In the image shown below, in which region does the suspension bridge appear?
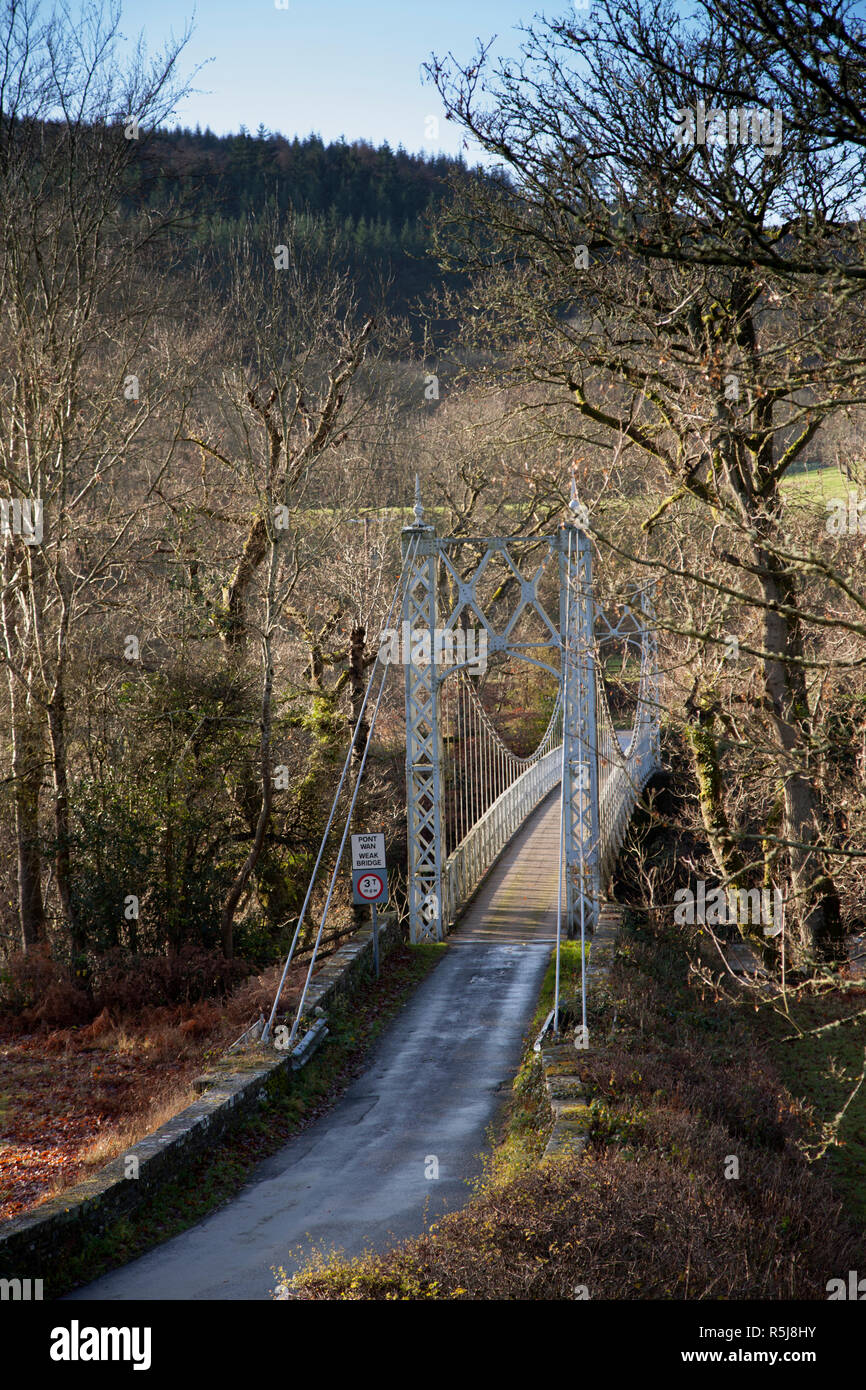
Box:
[70,490,662,1301]
[262,486,660,1048]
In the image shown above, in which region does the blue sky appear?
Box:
[111,0,547,158]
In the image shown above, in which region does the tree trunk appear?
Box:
[2,533,46,950]
[221,514,268,648]
[349,625,368,775]
[10,692,47,950]
[47,669,82,955]
[684,691,745,886]
[219,649,275,958]
[756,542,843,962]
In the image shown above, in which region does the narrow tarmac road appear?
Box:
[68,789,564,1301]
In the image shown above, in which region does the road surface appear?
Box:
[68,789,564,1301]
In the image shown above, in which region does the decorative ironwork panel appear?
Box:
[401,517,444,942]
[561,524,601,934]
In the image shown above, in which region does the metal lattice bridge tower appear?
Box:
[401,493,661,945]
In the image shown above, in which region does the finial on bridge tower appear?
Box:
[413,473,425,526]
[569,477,590,531]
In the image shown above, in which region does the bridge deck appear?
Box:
[453,729,631,943]
[452,787,561,944]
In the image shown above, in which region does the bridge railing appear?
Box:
[598,721,656,883]
[441,669,659,929]
[596,651,659,884]
[442,744,562,928]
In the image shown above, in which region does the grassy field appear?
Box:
[781,461,853,502]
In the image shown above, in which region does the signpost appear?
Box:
[351,834,388,977]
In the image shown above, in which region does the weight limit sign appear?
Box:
[352,868,388,905]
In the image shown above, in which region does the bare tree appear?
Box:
[181,211,396,955]
[0,0,195,950]
[426,0,866,960]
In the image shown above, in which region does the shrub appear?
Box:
[0,943,251,1025]
[0,945,60,1014]
[90,946,250,1014]
[29,981,94,1028]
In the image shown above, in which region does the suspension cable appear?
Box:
[261,532,419,1044]
[286,635,397,1045]
[453,681,459,847]
[461,677,468,843]
[442,669,564,861]
[460,671,564,770]
[284,537,423,1047]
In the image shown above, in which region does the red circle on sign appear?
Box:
[357,872,384,900]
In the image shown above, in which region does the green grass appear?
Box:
[781,462,852,502]
[48,942,445,1298]
[479,940,589,1186]
[531,939,588,1036]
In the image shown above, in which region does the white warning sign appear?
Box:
[351,832,386,871]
